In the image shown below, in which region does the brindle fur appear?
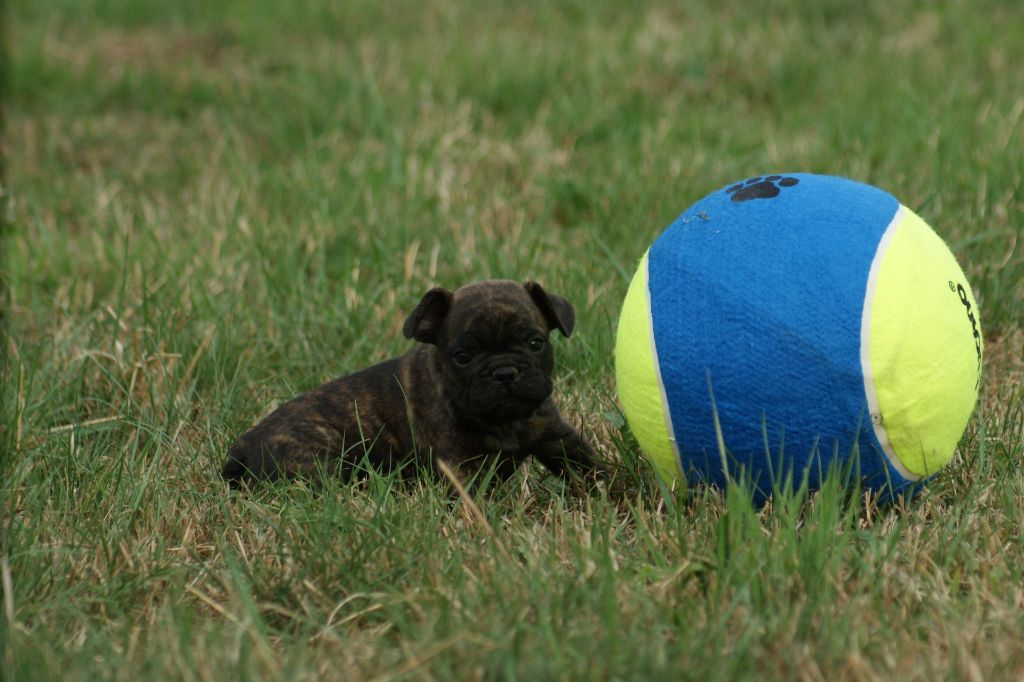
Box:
[222,280,602,488]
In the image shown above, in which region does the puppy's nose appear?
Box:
[492,366,520,384]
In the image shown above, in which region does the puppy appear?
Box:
[222,280,602,489]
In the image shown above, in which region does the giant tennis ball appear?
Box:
[615,174,983,497]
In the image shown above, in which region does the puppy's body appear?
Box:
[222,280,600,487]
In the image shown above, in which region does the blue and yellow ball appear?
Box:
[615,174,983,497]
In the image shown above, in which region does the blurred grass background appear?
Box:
[2,0,1022,679]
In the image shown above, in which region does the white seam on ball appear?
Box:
[644,253,684,480]
[860,204,920,482]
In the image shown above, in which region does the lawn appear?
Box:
[2,0,1023,679]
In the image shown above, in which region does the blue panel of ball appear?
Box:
[646,173,910,495]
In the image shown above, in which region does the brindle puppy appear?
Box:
[222,280,602,489]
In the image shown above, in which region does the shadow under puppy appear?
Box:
[222,280,603,490]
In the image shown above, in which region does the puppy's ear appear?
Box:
[403,287,453,344]
[524,282,575,337]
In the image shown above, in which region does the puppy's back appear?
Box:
[222,356,415,486]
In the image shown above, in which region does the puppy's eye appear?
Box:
[528,337,545,352]
[452,349,472,366]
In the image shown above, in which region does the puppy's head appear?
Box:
[403,280,575,422]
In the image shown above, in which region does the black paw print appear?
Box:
[726,175,799,202]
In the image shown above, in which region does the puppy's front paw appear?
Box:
[533,426,606,491]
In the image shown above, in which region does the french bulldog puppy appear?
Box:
[222,280,602,489]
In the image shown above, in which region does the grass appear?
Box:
[2,0,1023,678]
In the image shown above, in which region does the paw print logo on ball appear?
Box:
[726,175,800,202]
